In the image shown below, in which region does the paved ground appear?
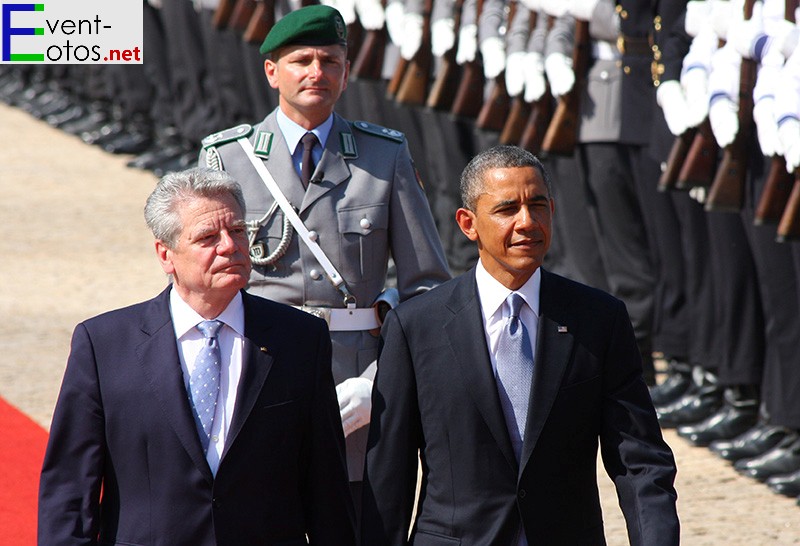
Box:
[1,102,799,544]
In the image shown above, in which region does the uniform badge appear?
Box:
[201,124,253,149]
[253,131,273,158]
[340,132,358,158]
[353,120,405,143]
[250,242,266,260]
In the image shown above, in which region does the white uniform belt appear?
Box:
[592,40,621,61]
[295,306,380,331]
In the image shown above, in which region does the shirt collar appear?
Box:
[276,108,334,153]
[475,261,541,323]
[169,287,245,339]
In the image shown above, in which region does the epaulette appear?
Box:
[202,124,253,149]
[352,120,405,143]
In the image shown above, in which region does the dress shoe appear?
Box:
[103,131,153,155]
[82,120,124,145]
[710,423,795,462]
[649,360,692,407]
[734,434,800,481]
[676,402,759,447]
[657,384,723,428]
[766,468,800,497]
[151,150,197,177]
[127,142,186,171]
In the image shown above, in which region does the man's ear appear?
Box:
[155,240,175,275]
[455,208,479,242]
[264,58,279,90]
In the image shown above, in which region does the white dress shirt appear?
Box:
[170,289,245,475]
[475,261,541,376]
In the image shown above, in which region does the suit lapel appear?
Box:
[223,293,274,458]
[444,271,518,471]
[519,270,574,474]
[138,288,214,484]
[300,114,352,213]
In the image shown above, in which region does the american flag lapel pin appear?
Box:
[557,325,568,333]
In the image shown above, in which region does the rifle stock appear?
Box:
[426,54,462,109]
[658,128,697,192]
[386,57,410,97]
[518,89,554,153]
[776,172,800,242]
[676,119,718,189]
[243,0,274,44]
[754,156,794,224]
[228,0,256,32]
[351,28,387,80]
[541,19,590,156]
[705,0,757,212]
[500,96,532,144]
[213,0,236,29]
[449,60,485,118]
[476,76,511,131]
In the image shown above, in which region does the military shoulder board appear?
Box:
[352,120,405,143]
[201,124,253,149]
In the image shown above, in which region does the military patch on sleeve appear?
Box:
[413,161,425,190]
[352,120,405,143]
[201,124,253,149]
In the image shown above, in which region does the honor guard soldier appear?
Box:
[199,4,451,525]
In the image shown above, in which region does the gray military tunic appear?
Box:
[201,109,450,479]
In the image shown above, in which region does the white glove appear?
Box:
[336,377,373,437]
[728,0,765,60]
[355,0,385,30]
[148,0,163,8]
[456,24,478,64]
[541,0,572,17]
[523,51,547,102]
[568,0,598,21]
[685,1,712,38]
[325,0,357,25]
[481,37,506,79]
[710,0,736,41]
[778,117,800,172]
[689,186,708,203]
[657,80,691,136]
[518,0,542,11]
[385,2,405,47]
[681,68,710,127]
[544,52,575,97]
[708,95,739,148]
[505,51,527,97]
[400,12,424,60]
[431,17,456,57]
[753,97,781,156]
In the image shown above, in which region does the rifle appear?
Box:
[243,0,275,44]
[753,0,798,223]
[500,95,531,144]
[213,0,236,29]
[705,0,757,212]
[350,1,388,81]
[658,127,697,192]
[228,0,257,33]
[776,170,800,241]
[346,19,365,65]
[427,0,466,109]
[540,19,590,156]
[450,0,486,119]
[395,0,435,105]
[676,119,718,189]
[518,86,553,152]
[754,156,794,224]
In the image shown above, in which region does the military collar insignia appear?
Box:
[352,120,405,143]
[253,131,274,158]
[340,132,358,158]
[201,124,253,149]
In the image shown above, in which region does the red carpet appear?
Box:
[0,396,47,546]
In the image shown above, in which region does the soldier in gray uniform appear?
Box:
[199,4,451,524]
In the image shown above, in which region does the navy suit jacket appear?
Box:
[362,268,679,545]
[39,287,355,546]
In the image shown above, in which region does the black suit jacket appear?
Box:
[38,287,355,546]
[362,268,679,545]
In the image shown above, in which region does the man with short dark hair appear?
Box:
[362,146,679,545]
[38,167,355,545]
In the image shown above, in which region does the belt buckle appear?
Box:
[300,306,331,326]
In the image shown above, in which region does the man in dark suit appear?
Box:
[38,168,355,545]
[361,146,679,545]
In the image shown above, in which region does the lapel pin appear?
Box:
[557,325,568,333]
[260,347,269,353]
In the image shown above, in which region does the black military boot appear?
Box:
[649,359,692,407]
[676,385,759,447]
[657,367,723,428]
[709,419,795,462]
[767,468,800,497]
[734,433,800,482]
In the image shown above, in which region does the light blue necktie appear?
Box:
[190,320,223,453]
[495,293,534,462]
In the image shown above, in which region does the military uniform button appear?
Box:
[360,218,371,230]
[518,489,527,499]
[600,70,609,80]
[308,230,318,242]
[310,269,322,280]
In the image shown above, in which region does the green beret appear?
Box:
[260,5,348,55]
